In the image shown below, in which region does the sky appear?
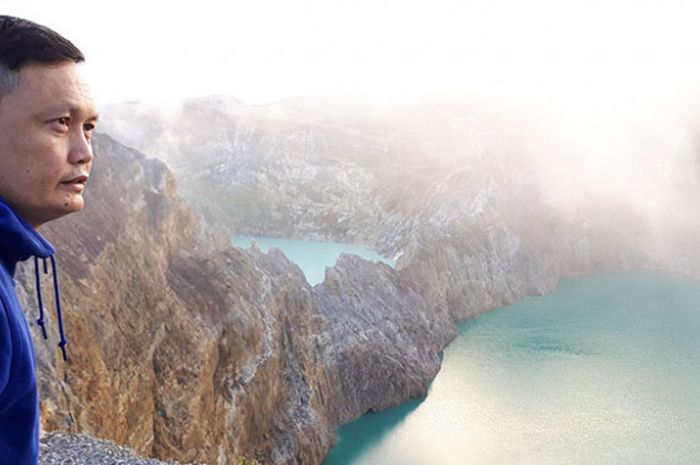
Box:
[4,0,700,105]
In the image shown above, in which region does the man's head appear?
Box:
[0,16,98,229]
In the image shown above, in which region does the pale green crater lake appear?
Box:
[231,235,700,463]
[324,271,700,465]
[231,235,395,285]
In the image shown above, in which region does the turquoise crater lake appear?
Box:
[231,235,395,285]
[324,271,700,465]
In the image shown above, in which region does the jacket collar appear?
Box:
[0,195,55,275]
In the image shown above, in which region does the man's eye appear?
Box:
[84,123,96,140]
[53,117,70,128]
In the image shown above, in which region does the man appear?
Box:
[0,15,98,464]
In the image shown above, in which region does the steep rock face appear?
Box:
[15,134,329,464]
[387,160,670,321]
[98,98,499,244]
[18,98,700,464]
[16,133,460,465]
[97,97,681,284]
[313,254,456,425]
[89,98,700,464]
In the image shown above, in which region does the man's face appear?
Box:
[0,61,98,229]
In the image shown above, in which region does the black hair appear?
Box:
[0,15,84,70]
[0,16,84,99]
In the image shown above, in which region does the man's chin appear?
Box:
[34,197,86,228]
[62,197,85,215]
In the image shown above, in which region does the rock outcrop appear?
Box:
[17,96,700,465]
[313,254,456,425]
[18,133,457,465]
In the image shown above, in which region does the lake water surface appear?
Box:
[231,235,395,285]
[323,271,700,465]
[230,235,699,463]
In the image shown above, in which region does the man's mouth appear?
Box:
[59,175,89,192]
[61,175,89,186]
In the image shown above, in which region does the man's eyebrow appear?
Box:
[70,106,100,121]
[44,103,99,120]
[44,105,100,121]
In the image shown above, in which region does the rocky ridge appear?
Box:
[19,133,456,464]
[22,96,700,464]
[97,97,695,283]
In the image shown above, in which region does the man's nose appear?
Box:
[68,131,94,165]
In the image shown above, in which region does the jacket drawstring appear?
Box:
[33,257,48,340]
[34,255,69,362]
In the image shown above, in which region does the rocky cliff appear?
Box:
[98,95,668,322]
[312,254,455,424]
[98,97,693,282]
[17,133,457,464]
[19,96,700,465]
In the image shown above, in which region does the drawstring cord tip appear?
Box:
[36,320,48,340]
[58,339,68,362]
[34,255,70,362]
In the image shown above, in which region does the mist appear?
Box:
[8,3,700,462]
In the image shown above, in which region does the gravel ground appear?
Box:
[40,433,202,465]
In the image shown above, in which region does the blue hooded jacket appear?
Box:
[0,196,67,465]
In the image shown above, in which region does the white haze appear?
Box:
[5,0,700,250]
[4,0,700,105]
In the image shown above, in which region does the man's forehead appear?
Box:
[17,62,97,115]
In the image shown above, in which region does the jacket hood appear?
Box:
[0,196,55,271]
[0,195,69,361]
